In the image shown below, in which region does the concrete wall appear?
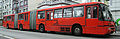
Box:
[110,0,120,21]
[28,0,43,11]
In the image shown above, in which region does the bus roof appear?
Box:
[37,2,104,11]
[18,11,30,14]
[4,14,15,17]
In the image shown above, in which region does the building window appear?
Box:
[24,0,28,5]
[73,6,84,17]
[23,9,25,12]
[54,9,62,18]
[19,10,21,13]
[26,8,28,11]
[63,7,72,17]
[38,11,45,19]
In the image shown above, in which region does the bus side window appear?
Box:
[54,9,62,18]
[18,14,24,20]
[7,16,11,21]
[73,6,84,17]
[63,7,72,17]
[87,7,91,18]
[38,11,45,19]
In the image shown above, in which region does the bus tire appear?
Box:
[19,24,23,30]
[39,25,45,33]
[6,24,9,29]
[72,25,82,36]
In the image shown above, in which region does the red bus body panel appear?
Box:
[18,11,30,29]
[3,14,15,28]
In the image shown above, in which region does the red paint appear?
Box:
[3,14,15,28]
[3,2,115,35]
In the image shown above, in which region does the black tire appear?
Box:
[39,25,45,33]
[19,24,23,30]
[72,25,82,36]
[6,24,9,29]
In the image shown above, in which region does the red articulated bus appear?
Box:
[3,2,115,35]
[3,14,15,29]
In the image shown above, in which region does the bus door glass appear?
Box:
[46,10,56,30]
[24,13,29,26]
[46,10,53,20]
[86,5,101,27]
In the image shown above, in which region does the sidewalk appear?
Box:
[117,26,120,31]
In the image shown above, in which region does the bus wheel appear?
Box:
[39,25,45,33]
[72,25,82,36]
[19,25,23,30]
[6,24,9,29]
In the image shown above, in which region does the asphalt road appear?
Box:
[0,26,120,39]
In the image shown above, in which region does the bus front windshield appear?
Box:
[100,4,113,21]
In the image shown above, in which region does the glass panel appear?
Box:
[93,6,98,18]
[47,12,49,20]
[38,11,45,19]
[63,8,72,17]
[19,14,24,20]
[87,7,91,18]
[7,16,11,21]
[54,9,62,18]
[51,12,53,20]
[73,6,84,17]
[100,4,113,21]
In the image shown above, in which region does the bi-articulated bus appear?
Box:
[3,2,115,35]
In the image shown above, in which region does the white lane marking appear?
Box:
[0,34,15,39]
[3,36,15,39]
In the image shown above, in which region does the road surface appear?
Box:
[0,26,120,39]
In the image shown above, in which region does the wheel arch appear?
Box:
[72,23,83,32]
[39,23,45,29]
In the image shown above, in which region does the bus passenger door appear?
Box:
[24,13,29,29]
[11,15,14,28]
[45,10,57,31]
[85,5,103,33]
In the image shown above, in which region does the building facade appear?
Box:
[12,0,28,14]
[0,0,3,19]
[37,0,110,9]
[37,0,78,9]
[28,0,43,11]
[109,0,120,21]
[0,0,3,26]
[2,0,12,15]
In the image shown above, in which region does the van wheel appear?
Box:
[19,25,23,30]
[72,25,82,35]
[39,25,45,33]
[6,24,9,29]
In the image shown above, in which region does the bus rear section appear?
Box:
[18,12,30,30]
[3,14,15,29]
